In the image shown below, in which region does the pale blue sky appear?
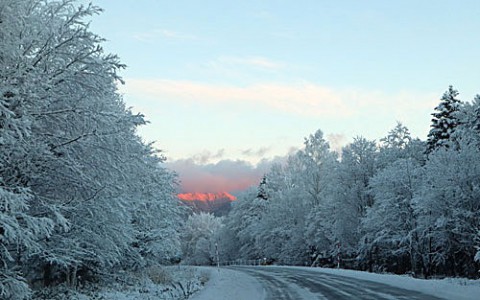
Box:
[89,0,480,164]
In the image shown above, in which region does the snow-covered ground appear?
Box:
[191,266,480,300]
[190,267,265,300]
[34,266,206,300]
[96,266,205,300]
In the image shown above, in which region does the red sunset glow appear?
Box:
[178,192,237,202]
[179,176,258,194]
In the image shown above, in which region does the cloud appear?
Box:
[133,28,197,42]
[241,146,271,157]
[191,149,225,164]
[165,148,294,193]
[124,78,438,121]
[166,158,274,193]
[124,79,355,117]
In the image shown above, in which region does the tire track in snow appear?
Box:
[230,266,443,300]
[291,268,442,300]
[232,267,317,300]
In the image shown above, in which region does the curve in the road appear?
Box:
[230,266,444,300]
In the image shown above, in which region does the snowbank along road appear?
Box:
[229,266,443,300]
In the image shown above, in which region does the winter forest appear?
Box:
[1,0,480,299]
[196,84,480,281]
[214,85,480,278]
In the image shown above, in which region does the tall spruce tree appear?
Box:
[426,86,461,153]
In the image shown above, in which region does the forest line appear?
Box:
[184,86,480,279]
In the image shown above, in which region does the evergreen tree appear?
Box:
[426,86,461,153]
[257,175,269,200]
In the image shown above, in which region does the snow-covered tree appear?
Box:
[378,122,425,168]
[319,137,377,265]
[301,129,337,207]
[0,187,53,299]
[254,156,311,265]
[182,213,223,265]
[361,158,422,274]
[426,86,461,153]
[381,122,412,149]
[453,95,480,148]
[0,0,182,295]
[218,186,269,262]
[255,189,309,265]
[299,131,338,263]
[257,175,269,200]
[359,124,425,274]
[415,141,480,277]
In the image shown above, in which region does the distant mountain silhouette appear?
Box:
[178,192,236,217]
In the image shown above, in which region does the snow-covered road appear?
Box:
[192,266,479,300]
[231,266,441,299]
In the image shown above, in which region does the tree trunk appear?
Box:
[43,263,52,287]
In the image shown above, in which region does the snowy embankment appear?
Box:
[37,266,207,300]
[95,266,206,300]
[190,267,265,300]
[191,266,480,300]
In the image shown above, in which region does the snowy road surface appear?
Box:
[192,266,479,300]
[230,266,441,299]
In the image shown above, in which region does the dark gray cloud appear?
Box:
[191,149,225,164]
[241,146,271,157]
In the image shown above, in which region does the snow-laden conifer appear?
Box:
[426,86,461,153]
